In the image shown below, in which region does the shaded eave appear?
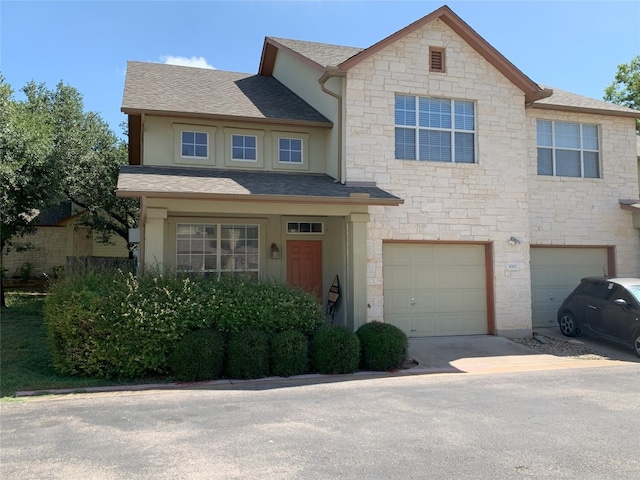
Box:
[619,199,640,213]
[258,5,551,104]
[529,103,640,119]
[121,108,333,129]
[117,190,403,207]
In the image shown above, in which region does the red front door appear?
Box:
[287,240,322,301]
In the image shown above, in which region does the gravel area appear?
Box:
[511,333,608,360]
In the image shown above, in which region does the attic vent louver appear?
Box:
[429,47,446,73]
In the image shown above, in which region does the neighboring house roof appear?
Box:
[117,165,402,206]
[532,86,640,119]
[34,202,73,226]
[121,61,332,127]
[259,5,551,104]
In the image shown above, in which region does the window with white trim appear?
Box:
[395,95,475,163]
[287,222,323,234]
[231,134,257,161]
[176,223,259,278]
[536,120,600,178]
[181,131,208,158]
[278,138,303,164]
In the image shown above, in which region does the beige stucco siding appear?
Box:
[343,19,533,334]
[143,116,328,174]
[272,51,343,179]
[527,111,640,277]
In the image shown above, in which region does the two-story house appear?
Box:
[117,5,640,338]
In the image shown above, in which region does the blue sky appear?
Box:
[2,1,639,137]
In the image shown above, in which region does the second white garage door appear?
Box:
[383,243,488,337]
[530,247,610,328]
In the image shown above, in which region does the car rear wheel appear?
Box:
[633,331,640,358]
[559,312,579,337]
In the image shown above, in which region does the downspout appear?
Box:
[318,67,346,184]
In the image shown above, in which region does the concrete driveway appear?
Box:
[407,331,638,375]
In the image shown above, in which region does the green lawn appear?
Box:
[0,292,150,397]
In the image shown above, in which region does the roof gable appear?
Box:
[259,5,551,104]
[122,61,332,127]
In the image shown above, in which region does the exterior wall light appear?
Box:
[508,236,521,246]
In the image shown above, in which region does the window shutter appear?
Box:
[429,47,445,73]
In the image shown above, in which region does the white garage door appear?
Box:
[530,247,609,328]
[383,243,488,337]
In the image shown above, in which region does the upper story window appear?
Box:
[232,134,257,161]
[278,138,303,164]
[537,120,599,178]
[395,95,475,163]
[181,131,208,158]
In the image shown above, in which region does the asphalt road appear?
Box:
[2,365,639,480]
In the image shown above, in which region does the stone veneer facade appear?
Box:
[341,20,640,335]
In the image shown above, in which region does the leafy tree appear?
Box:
[0,77,138,306]
[604,56,640,133]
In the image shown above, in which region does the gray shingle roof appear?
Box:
[122,61,331,125]
[267,37,364,67]
[117,165,401,204]
[534,86,640,117]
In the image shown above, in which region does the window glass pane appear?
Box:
[555,149,581,177]
[195,132,207,144]
[395,127,415,160]
[291,139,302,150]
[419,97,451,128]
[232,135,243,147]
[182,145,195,157]
[583,152,599,178]
[280,151,290,162]
[245,136,256,148]
[582,125,598,150]
[182,132,194,143]
[311,223,322,233]
[279,138,289,150]
[245,148,256,160]
[232,147,244,158]
[290,150,302,163]
[395,95,416,126]
[195,145,207,157]
[536,120,553,147]
[454,132,474,163]
[419,130,451,162]
[177,254,190,269]
[537,148,553,175]
[177,239,190,255]
[555,122,580,149]
[204,255,216,270]
[454,101,474,130]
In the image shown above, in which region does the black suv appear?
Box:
[557,277,640,357]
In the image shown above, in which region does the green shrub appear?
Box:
[169,329,226,381]
[226,330,270,379]
[44,270,323,379]
[311,325,360,374]
[270,330,309,377]
[208,278,324,335]
[356,322,407,371]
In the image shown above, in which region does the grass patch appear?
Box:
[0,291,163,397]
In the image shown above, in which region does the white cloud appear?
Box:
[160,55,215,69]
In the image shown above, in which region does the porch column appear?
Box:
[347,213,369,330]
[144,207,167,269]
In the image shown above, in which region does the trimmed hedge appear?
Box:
[44,270,324,379]
[311,325,360,374]
[226,330,270,379]
[169,329,226,381]
[356,322,407,371]
[270,330,309,377]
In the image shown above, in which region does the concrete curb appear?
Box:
[14,357,631,398]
